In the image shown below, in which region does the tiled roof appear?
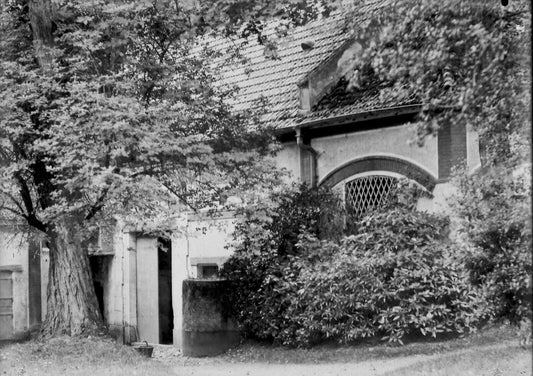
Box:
[303,77,420,122]
[215,0,409,130]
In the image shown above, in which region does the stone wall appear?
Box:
[181,279,239,357]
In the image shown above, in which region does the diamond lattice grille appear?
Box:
[345,175,398,218]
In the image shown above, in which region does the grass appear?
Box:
[0,325,530,376]
[381,345,532,376]
[220,324,524,364]
[0,335,172,376]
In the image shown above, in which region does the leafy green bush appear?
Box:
[222,184,345,342]
[223,185,481,346]
[452,166,532,323]
[291,211,481,346]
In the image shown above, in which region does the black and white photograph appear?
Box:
[0,0,531,375]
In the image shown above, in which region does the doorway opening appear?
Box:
[158,237,173,344]
[89,256,111,320]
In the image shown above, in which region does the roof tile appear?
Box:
[214,0,411,129]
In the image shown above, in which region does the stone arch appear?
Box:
[319,156,437,191]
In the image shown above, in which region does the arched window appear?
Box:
[345,174,398,218]
[320,156,437,217]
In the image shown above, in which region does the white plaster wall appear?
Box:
[136,237,159,343]
[101,224,139,343]
[103,233,123,335]
[311,124,438,183]
[466,125,482,172]
[40,247,49,320]
[103,254,122,329]
[275,142,300,183]
[171,217,188,348]
[186,215,236,265]
[170,214,236,349]
[122,231,138,343]
[0,230,28,335]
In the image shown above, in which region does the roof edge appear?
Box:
[274,103,423,137]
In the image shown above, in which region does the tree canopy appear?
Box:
[341,0,530,167]
[0,0,336,336]
[0,0,317,232]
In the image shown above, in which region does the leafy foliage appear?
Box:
[338,0,531,339]
[452,166,532,323]
[342,0,530,166]
[0,0,284,234]
[221,184,345,341]
[223,186,480,346]
[0,0,337,335]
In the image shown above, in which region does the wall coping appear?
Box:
[0,265,23,272]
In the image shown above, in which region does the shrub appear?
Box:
[221,184,345,342]
[223,185,481,346]
[452,165,532,323]
[293,225,481,345]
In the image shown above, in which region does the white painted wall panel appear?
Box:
[136,237,159,343]
[311,125,438,183]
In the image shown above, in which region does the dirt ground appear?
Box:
[0,326,531,376]
[154,343,530,376]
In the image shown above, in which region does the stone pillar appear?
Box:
[122,232,138,344]
[171,218,189,349]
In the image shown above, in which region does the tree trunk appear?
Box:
[41,220,103,337]
[29,0,54,71]
[28,0,104,338]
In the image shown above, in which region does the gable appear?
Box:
[215,0,398,130]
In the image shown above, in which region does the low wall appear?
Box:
[182,279,240,357]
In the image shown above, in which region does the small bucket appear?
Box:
[133,341,154,358]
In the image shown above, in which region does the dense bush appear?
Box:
[223,185,481,346]
[452,166,532,323]
[221,184,345,342]
[290,210,481,346]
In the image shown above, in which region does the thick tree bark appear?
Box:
[27,0,104,337]
[41,220,103,337]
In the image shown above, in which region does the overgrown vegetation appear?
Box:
[452,166,532,324]
[223,171,530,346]
[223,184,483,346]
[342,0,530,165]
[222,185,345,344]
[0,0,335,336]
[223,0,531,348]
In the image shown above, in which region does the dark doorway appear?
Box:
[158,237,173,344]
[89,256,109,319]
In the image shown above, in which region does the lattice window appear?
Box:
[345,175,398,218]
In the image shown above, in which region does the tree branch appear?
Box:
[14,173,47,232]
[0,189,26,215]
[85,187,109,221]
[0,203,25,218]
[161,181,198,213]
